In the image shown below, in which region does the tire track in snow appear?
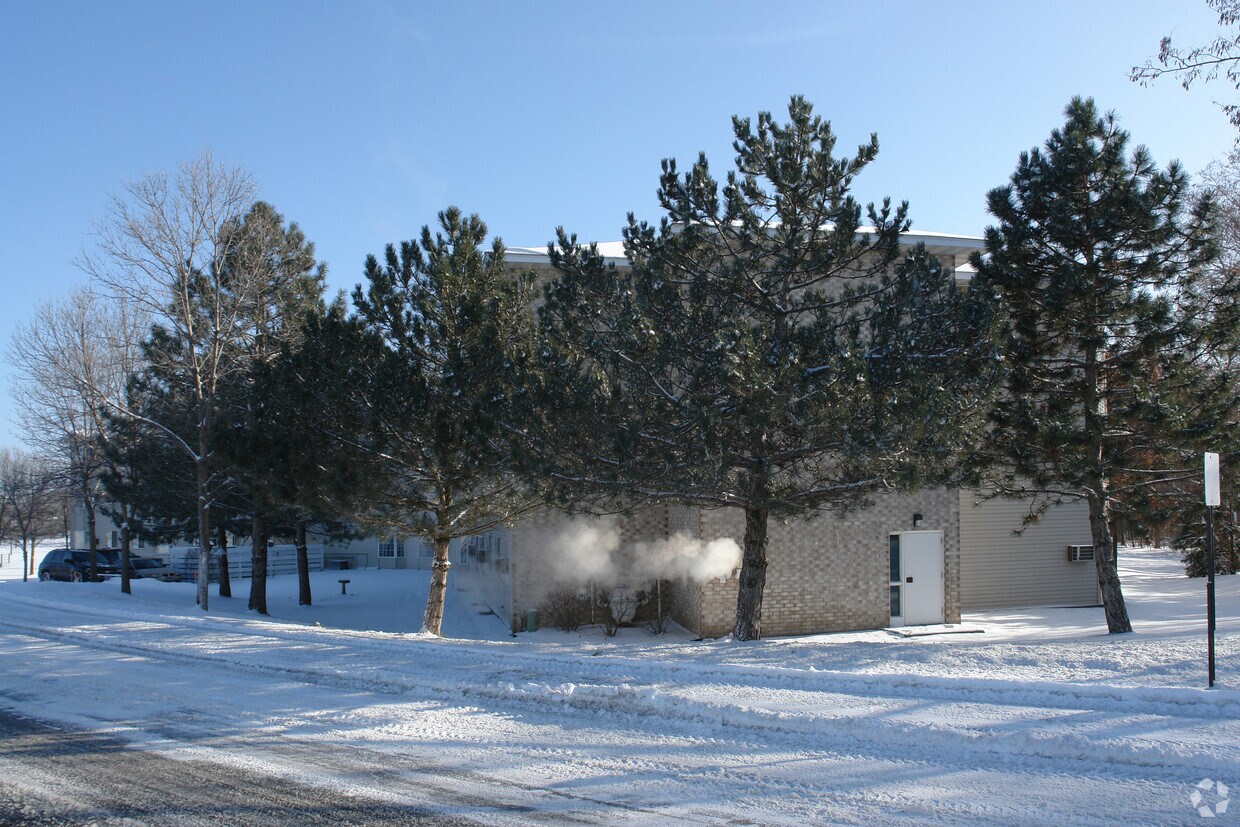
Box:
[1,595,1236,786]
[3,589,1235,719]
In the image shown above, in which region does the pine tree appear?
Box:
[530,97,1002,640]
[971,97,1238,633]
[211,202,329,615]
[259,301,370,607]
[1177,501,1239,576]
[344,208,542,635]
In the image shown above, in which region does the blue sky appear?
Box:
[1,1,1234,447]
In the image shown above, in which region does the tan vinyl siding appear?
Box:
[958,490,1099,610]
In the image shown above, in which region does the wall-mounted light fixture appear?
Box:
[912,513,924,528]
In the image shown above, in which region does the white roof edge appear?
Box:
[506,229,984,266]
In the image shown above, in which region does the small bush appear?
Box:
[540,587,589,632]
[645,611,671,635]
[601,586,638,637]
[638,580,670,634]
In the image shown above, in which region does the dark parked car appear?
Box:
[93,549,180,582]
[128,555,180,582]
[37,549,118,582]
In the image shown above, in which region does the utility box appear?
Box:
[1067,544,1095,562]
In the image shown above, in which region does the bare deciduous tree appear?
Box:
[1201,150,1240,267]
[0,449,15,562]
[1132,0,1240,133]
[79,150,265,610]
[2,450,60,581]
[8,287,147,583]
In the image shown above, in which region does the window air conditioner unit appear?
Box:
[1068,544,1095,562]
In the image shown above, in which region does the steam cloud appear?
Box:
[631,533,742,582]
[541,518,622,583]
[538,516,741,588]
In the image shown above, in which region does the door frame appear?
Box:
[889,530,945,627]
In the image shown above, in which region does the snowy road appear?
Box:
[1,576,1236,826]
[0,709,475,826]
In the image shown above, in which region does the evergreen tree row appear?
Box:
[68,96,1240,638]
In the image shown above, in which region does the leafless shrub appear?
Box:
[601,586,638,637]
[540,586,589,632]
[640,580,671,635]
[645,609,671,635]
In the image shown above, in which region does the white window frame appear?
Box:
[378,534,406,558]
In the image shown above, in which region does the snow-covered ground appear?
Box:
[0,542,1236,824]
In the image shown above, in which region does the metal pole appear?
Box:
[1207,506,1216,688]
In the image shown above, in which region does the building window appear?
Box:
[378,535,405,558]
[889,534,902,619]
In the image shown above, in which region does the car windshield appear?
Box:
[131,559,161,569]
[69,552,93,562]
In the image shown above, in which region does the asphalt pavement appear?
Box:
[0,708,477,826]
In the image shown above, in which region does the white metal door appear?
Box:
[889,531,944,626]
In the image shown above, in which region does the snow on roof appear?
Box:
[505,241,627,263]
[506,229,983,266]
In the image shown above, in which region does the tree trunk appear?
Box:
[21,544,28,583]
[422,536,452,635]
[733,506,770,641]
[217,523,231,598]
[119,519,132,596]
[296,520,311,606]
[86,498,98,580]
[1079,340,1129,633]
[249,512,269,615]
[1087,494,1132,634]
[196,460,211,610]
[1229,517,1238,575]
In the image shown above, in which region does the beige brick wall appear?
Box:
[509,508,570,630]
[663,505,706,635]
[694,487,960,638]
[508,488,961,638]
[665,576,703,636]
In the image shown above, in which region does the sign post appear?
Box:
[1204,452,1220,688]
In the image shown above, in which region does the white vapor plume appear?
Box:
[542,517,621,583]
[538,517,740,587]
[630,533,741,582]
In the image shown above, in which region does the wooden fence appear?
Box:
[167,544,325,582]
